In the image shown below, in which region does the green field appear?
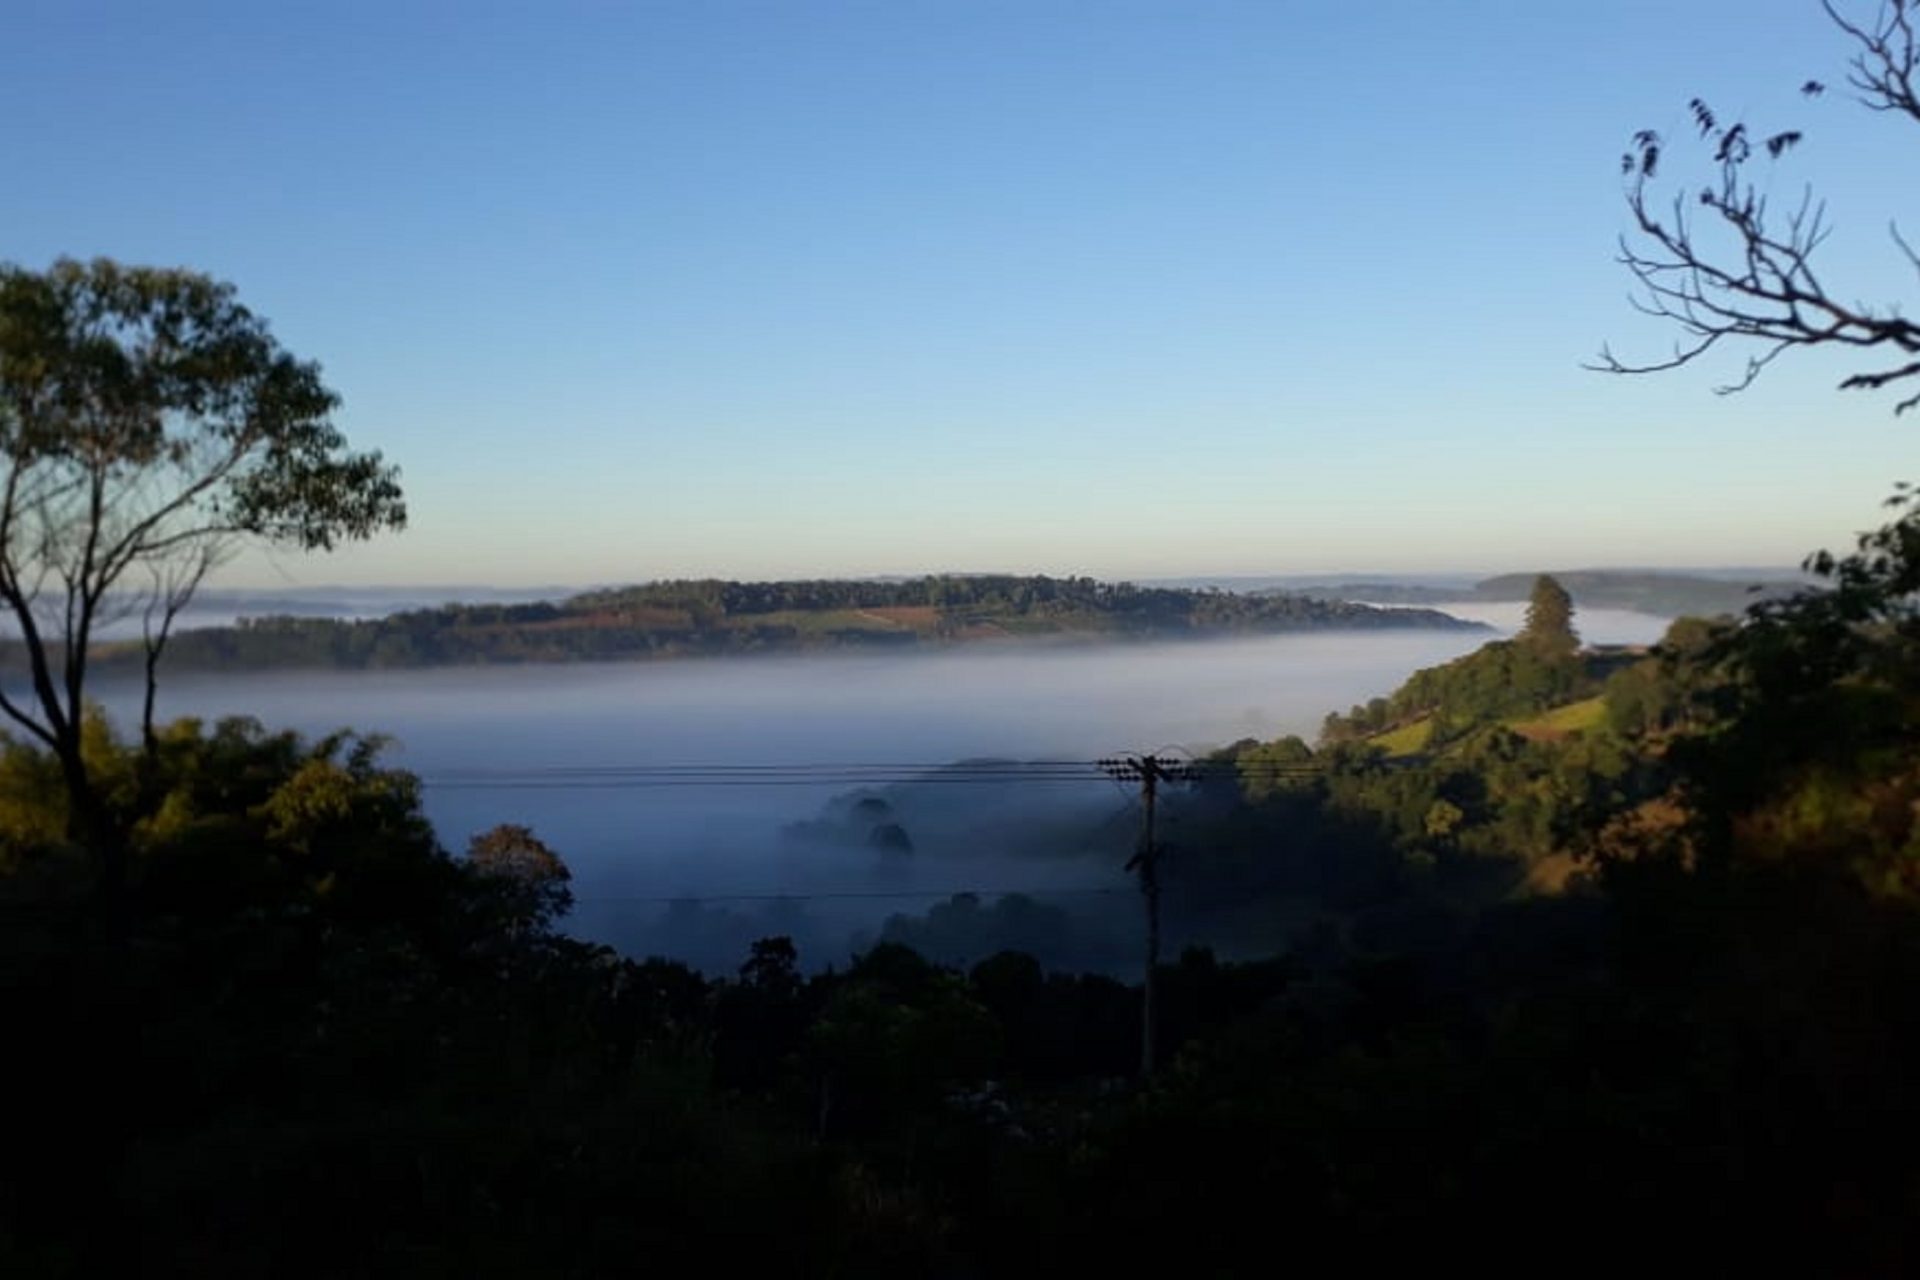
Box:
[1371,717,1434,756]
[1366,695,1605,758]
[1510,696,1606,739]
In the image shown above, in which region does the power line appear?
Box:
[416,757,1323,790]
[427,764,1114,781]
[573,879,1292,907]
[425,760,1310,772]
[424,778,1116,790]
[585,885,1136,905]
[420,758,1315,774]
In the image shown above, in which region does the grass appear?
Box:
[1368,697,1607,758]
[741,609,886,633]
[1510,696,1606,741]
[1371,717,1434,757]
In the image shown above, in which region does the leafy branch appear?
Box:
[1593,1,1920,413]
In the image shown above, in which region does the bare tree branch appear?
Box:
[1824,0,1920,121]
[1598,4,1920,412]
[0,684,58,749]
[139,539,223,754]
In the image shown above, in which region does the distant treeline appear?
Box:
[1284,568,1809,616]
[80,574,1484,673]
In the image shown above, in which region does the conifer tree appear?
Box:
[1523,574,1578,654]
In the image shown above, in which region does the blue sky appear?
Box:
[5,1,1913,586]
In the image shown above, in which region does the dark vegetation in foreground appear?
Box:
[76,574,1483,672]
[7,520,1920,1274]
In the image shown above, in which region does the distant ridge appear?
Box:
[1268,569,1811,618]
[81,573,1490,674]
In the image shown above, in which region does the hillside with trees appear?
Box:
[9,518,1920,1272]
[71,574,1485,673]
[1312,575,1626,747]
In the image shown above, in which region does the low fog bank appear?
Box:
[85,615,1643,970]
[1408,602,1671,647]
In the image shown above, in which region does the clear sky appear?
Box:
[5,1,1913,587]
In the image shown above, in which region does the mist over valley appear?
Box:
[91,603,1667,970]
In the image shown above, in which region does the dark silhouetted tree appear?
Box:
[467,823,574,928]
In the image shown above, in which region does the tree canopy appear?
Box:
[0,258,404,865]
[467,823,574,929]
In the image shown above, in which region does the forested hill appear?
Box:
[118,574,1486,672]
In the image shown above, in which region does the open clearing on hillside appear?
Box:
[1372,717,1434,756]
[1367,696,1608,757]
[1511,697,1606,741]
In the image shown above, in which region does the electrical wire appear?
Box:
[417,757,1323,790]
[585,886,1137,905]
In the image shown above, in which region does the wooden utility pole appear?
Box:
[1099,753,1193,1077]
